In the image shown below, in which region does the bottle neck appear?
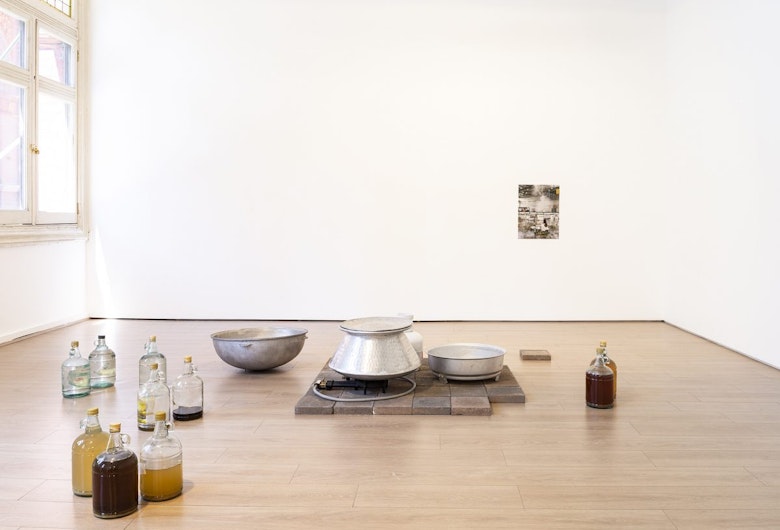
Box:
[146,368,160,384]
[106,431,126,452]
[153,419,170,438]
[183,362,193,375]
[82,415,102,433]
[69,347,81,358]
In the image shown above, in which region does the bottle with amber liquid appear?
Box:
[72,408,110,496]
[138,363,171,431]
[140,411,183,501]
[590,341,617,400]
[139,335,167,387]
[172,356,203,421]
[92,423,138,519]
[586,354,615,408]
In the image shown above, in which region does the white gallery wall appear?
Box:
[84,0,667,322]
[664,0,780,368]
[2,1,776,369]
[0,241,87,343]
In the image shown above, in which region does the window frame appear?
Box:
[0,0,84,245]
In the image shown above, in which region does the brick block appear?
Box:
[451,396,492,416]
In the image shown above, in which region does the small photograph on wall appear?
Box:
[518,185,559,239]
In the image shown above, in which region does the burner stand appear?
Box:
[312,375,416,403]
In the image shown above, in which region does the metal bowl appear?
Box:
[211,327,308,371]
[426,343,506,382]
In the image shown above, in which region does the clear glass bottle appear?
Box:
[137,362,171,431]
[72,407,110,496]
[172,356,203,421]
[139,335,167,387]
[589,341,617,400]
[92,423,138,519]
[140,411,183,501]
[586,354,615,409]
[62,340,91,398]
[89,335,116,388]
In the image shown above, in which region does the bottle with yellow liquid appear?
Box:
[139,411,183,501]
[72,407,110,496]
[589,341,617,400]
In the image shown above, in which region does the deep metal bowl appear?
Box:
[426,343,506,381]
[211,327,308,371]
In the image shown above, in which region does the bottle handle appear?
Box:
[120,433,131,445]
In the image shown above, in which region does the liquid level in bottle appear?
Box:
[173,406,203,421]
[72,432,110,496]
[586,372,614,409]
[92,455,138,518]
[141,463,183,501]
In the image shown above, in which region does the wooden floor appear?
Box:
[1,319,779,529]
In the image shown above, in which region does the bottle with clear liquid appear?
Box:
[586,354,615,409]
[140,411,183,501]
[172,356,203,421]
[92,423,138,519]
[89,335,116,389]
[139,335,167,387]
[589,341,617,400]
[62,340,91,398]
[72,407,110,496]
[138,363,171,431]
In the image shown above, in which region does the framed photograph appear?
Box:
[518,185,559,239]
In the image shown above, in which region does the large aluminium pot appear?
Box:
[426,343,506,382]
[329,317,421,380]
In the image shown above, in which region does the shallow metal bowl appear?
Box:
[426,343,506,381]
[211,327,308,371]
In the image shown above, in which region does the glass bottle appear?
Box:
[72,407,110,496]
[590,341,617,400]
[89,335,116,389]
[140,411,183,501]
[137,362,171,431]
[139,335,167,387]
[92,423,138,519]
[62,340,91,398]
[172,356,204,421]
[586,354,615,409]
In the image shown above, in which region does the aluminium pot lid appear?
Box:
[339,316,412,334]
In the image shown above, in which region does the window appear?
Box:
[0,0,81,242]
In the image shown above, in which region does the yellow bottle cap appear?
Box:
[184,356,192,363]
[71,340,79,348]
[109,423,121,433]
[87,407,99,415]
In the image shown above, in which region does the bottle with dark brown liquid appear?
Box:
[590,341,617,400]
[586,355,615,409]
[172,356,203,421]
[140,411,183,501]
[92,423,138,519]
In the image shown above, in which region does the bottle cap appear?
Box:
[599,340,607,347]
[155,411,166,421]
[98,334,106,339]
[109,423,121,433]
[184,356,192,363]
[71,340,79,347]
[149,335,157,342]
[87,407,99,415]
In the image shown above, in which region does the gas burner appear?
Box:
[315,378,390,395]
[312,375,416,403]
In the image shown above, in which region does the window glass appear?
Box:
[0,8,26,68]
[38,27,73,87]
[0,80,25,211]
[37,91,75,214]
